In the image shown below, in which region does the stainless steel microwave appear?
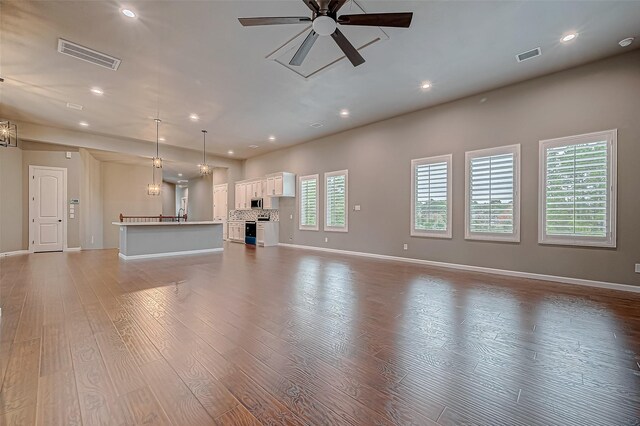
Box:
[250,198,263,209]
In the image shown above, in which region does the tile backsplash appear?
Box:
[229,209,279,221]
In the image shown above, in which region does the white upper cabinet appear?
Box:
[235,183,245,210]
[265,172,295,197]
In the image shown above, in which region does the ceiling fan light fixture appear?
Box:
[313,16,337,36]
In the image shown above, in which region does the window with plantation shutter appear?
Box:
[539,130,617,247]
[299,174,319,231]
[411,155,452,238]
[324,170,348,232]
[465,144,520,242]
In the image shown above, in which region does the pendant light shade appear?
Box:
[147,183,161,196]
[152,119,162,168]
[199,130,212,175]
[0,120,18,148]
[147,118,162,196]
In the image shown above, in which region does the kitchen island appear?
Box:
[112,221,224,260]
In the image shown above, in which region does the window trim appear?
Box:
[410,154,453,239]
[538,129,617,248]
[324,169,348,233]
[298,174,319,231]
[465,144,521,242]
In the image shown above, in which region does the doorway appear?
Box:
[29,165,67,252]
[213,183,228,239]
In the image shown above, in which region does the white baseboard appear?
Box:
[278,243,640,294]
[0,250,29,257]
[64,247,82,252]
[118,248,223,260]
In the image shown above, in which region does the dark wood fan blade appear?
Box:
[301,0,320,13]
[289,30,319,66]
[331,28,365,67]
[329,0,348,14]
[238,17,311,26]
[338,12,413,28]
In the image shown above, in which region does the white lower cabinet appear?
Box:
[229,222,245,243]
[257,222,279,247]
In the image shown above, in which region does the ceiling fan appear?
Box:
[238,0,413,67]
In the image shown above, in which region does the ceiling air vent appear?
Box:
[57,38,121,70]
[516,47,541,63]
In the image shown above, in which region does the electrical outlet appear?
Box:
[289,214,293,220]
[354,205,361,211]
[635,263,640,273]
[91,235,94,244]
[403,244,408,250]
[325,237,328,243]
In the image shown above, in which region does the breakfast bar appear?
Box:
[112,221,224,260]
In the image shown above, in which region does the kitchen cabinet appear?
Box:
[229,222,245,242]
[251,181,262,198]
[234,183,244,210]
[265,172,295,197]
[263,194,278,210]
[257,222,279,247]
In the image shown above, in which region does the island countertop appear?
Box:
[113,221,224,260]
[112,221,223,226]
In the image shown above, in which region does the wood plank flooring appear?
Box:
[1,243,640,425]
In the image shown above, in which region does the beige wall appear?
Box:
[161,181,176,216]
[79,149,103,249]
[102,162,163,248]
[22,148,81,249]
[245,50,640,286]
[187,175,213,221]
[0,146,24,253]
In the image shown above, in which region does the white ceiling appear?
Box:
[86,148,211,184]
[1,1,638,159]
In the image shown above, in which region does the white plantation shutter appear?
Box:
[325,170,348,231]
[539,130,617,247]
[465,145,520,242]
[299,175,318,230]
[411,155,452,238]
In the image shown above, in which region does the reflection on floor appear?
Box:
[1,242,639,425]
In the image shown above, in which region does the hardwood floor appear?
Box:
[1,243,640,425]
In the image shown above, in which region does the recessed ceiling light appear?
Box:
[228,150,234,155]
[421,82,432,90]
[189,113,199,122]
[619,37,635,47]
[178,173,183,177]
[79,121,89,127]
[121,9,136,18]
[268,135,276,142]
[561,33,578,43]
[340,109,350,117]
[158,137,165,142]
[90,87,104,96]
[249,145,259,149]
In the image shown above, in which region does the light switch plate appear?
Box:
[354,205,361,211]
[403,244,408,250]
[70,213,75,219]
[635,263,640,273]
[324,237,328,243]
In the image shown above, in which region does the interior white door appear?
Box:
[31,166,65,252]
[213,184,228,239]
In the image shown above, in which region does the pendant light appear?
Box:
[147,118,161,196]
[152,118,162,168]
[0,119,18,148]
[198,130,212,175]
